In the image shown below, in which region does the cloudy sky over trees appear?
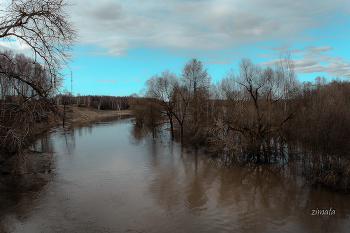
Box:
[1,0,349,96]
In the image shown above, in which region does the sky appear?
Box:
[1,0,350,96]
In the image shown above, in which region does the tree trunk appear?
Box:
[63,104,66,127]
[169,115,174,138]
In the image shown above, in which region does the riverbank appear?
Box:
[0,105,133,174]
[32,104,133,134]
[56,104,133,129]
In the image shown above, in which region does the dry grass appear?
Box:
[55,104,133,129]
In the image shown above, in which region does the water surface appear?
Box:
[0,117,349,232]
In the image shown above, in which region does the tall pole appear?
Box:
[71,71,73,96]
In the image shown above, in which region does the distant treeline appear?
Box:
[55,94,130,110]
[130,56,350,192]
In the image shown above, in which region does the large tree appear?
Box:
[144,70,179,138]
[0,0,78,171]
[181,58,211,127]
[217,55,300,163]
[0,0,78,98]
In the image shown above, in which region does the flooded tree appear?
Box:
[143,70,179,138]
[294,78,350,191]
[132,56,350,192]
[181,58,211,128]
[213,56,300,163]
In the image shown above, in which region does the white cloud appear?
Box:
[261,44,291,51]
[304,45,333,52]
[258,51,350,78]
[98,79,116,82]
[203,58,235,65]
[0,37,34,57]
[258,53,275,57]
[123,78,141,81]
[258,45,335,60]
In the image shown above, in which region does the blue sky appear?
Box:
[2,0,350,96]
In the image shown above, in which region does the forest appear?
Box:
[130,56,350,192]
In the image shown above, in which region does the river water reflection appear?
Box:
[0,117,349,232]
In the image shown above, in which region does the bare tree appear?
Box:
[144,70,179,138]
[0,0,78,75]
[213,57,301,163]
[0,0,78,173]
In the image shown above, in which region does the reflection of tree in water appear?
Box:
[182,149,209,216]
[144,136,350,232]
[87,124,92,135]
[127,119,350,232]
[147,137,182,214]
[215,164,302,232]
[0,171,53,232]
[78,125,83,137]
[297,184,350,233]
[30,133,55,154]
[62,128,76,155]
[216,163,350,233]
[146,142,219,216]
[129,124,165,146]
[0,133,55,230]
[0,132,56,175]
[129,124,147,145]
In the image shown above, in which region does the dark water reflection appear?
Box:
[0,117,349,233]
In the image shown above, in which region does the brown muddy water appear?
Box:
[0,117,349,233]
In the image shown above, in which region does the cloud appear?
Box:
[261,44,291,51]
[98,79,116,82]
[66,0,350,56]
[258,53,275,57]
[258,52,350,78]
[0,38,35,57]
[123,78,142,81]
[258,44,334,58]
[134,71,150,77]
[203,58,235,65]
[304,45,333,52]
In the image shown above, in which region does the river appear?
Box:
[0,117,349,233]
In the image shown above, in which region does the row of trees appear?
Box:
[131,56,350,192]
[55,94,129,110]
[133,55,298,145]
